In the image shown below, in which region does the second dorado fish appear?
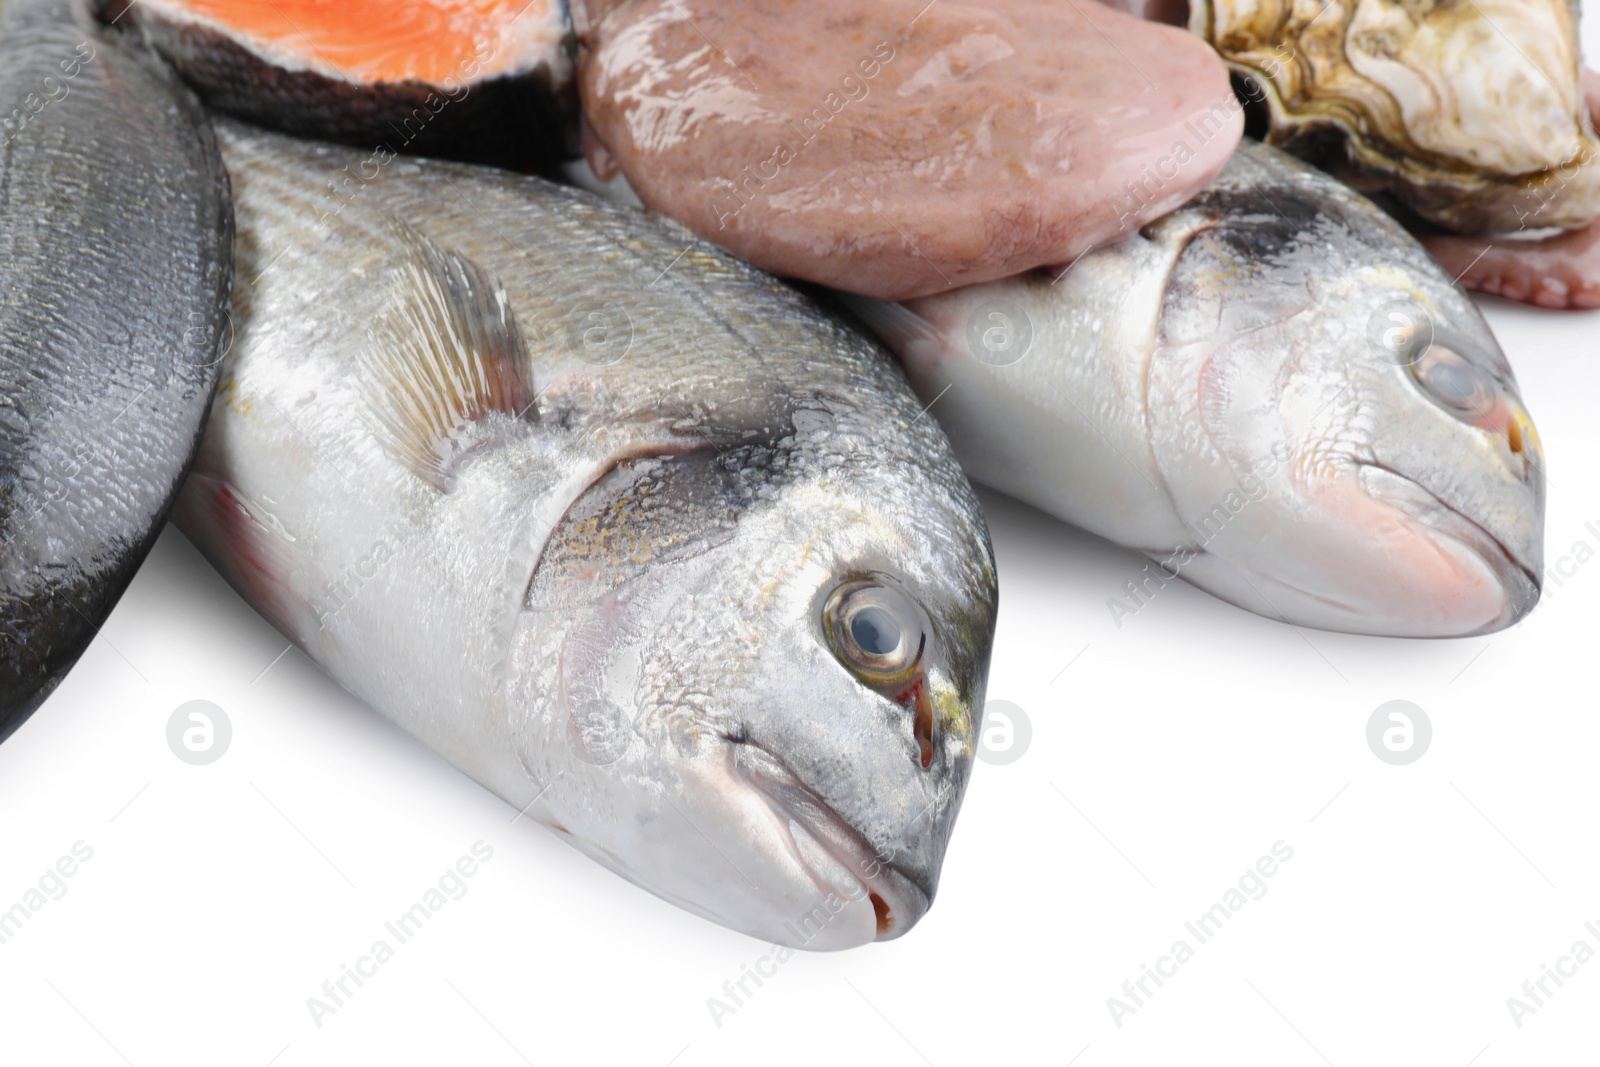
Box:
[177,122,997,948]
[849,141,1543,638]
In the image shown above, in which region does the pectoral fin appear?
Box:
[360,224,537,491]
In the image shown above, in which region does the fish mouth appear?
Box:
[1356,462,1542,626]
[732,742,931,943]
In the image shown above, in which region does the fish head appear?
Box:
[1147,143,1544,637]
[513,389,996,949]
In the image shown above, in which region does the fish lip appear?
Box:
[731,741,930,944]
[1355,461,1542,621]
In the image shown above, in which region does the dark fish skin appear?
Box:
[0,0,232,741]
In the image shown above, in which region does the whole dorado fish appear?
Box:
[0,0,231,740]
[849,141,1543,638]
[177,122,997,948]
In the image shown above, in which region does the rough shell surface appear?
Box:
[1191,0,1600,234]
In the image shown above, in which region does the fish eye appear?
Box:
[1410,344,1500,420]
[823,580,926,685]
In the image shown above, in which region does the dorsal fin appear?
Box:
[359,224,536,491]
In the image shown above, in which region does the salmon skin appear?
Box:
[110,0,576,168]
[0,0,233,741]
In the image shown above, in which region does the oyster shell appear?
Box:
[1191,0,1600,234]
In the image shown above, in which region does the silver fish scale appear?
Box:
[184,122,996,938]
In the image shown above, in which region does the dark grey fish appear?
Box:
[0,0,232,740]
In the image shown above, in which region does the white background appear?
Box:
[4,17,1600,1067]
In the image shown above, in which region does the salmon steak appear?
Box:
[113,0,576,167]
